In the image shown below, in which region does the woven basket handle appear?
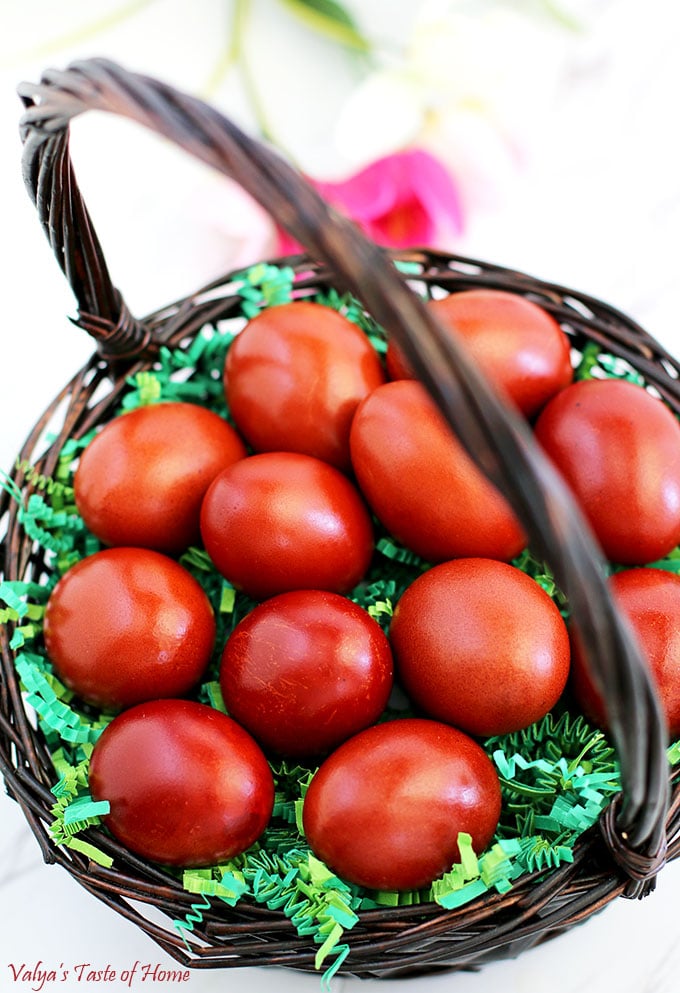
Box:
[18,58,669,892]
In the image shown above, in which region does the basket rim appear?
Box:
[2,248,680,979]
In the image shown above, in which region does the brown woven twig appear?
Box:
[0,58,677,978]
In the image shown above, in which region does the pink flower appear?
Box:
[277,148,464,254]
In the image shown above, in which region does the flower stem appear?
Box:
[205,0,296,160]
[233,0,277,146]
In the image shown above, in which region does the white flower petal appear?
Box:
[334,71,425,172]
[422,109,522,211]
[408,3,581,122]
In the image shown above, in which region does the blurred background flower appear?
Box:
[2,0,589,270]
[332,1,583,210]
[276,147,465,253]
[3,0,678,330]
[203,0,587,255]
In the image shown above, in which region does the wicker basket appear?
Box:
[2,58,679,979]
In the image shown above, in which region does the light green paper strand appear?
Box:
[63,836,114,869]
[50,760,110,858]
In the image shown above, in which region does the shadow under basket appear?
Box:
[2,58,680,980]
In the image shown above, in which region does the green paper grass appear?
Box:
[49,758,112,867]
[574,341,646,386]
[4,259,679,980]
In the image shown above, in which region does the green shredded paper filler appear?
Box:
[3,260,678,983]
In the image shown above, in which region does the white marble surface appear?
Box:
[2,2,680,991]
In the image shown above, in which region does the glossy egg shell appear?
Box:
[534,379,680,564]
[43,547,216,711]
[349,380,526,563]
[389,558,570,736]
[571,567,680,738]
[302,718,501,891]
[220,590,393,758]
[200,452,374,600]
[224,301,385,470]
[387,289,573,418]
[74,401,246,554]
[89,699,274,867]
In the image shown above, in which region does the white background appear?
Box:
[2,2,680,991]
